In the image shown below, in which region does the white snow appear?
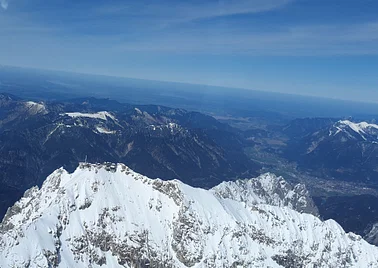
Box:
[44,123,64,144]
[365,222,378,245]
[330,120,378,141]
[1,164,378,267]
[212,173,318,215]
[63,111,117,121]
[96,126,116,134]
[149,123,181,133]
[24,101,47,114]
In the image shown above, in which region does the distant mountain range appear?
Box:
[0,93,259,219]
[2,65,378,120]
[3,92,378,249]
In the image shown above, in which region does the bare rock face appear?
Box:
[1,163,378,268]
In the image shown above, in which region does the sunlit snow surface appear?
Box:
[24,101,47,115]
[63,111,116,121]
[1,163,378,267]
[330,120,378,140]
[96,126,116,134]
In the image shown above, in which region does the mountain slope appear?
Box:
[212,173,319,216]
[282,117,337,139]
[0,94,259,219]
[366,222,378,246]
[284,119,378,185]
[1,163,377,268]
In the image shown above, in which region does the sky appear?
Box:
[0,0,378,102]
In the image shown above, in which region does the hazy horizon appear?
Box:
[1,0,378,103]
[2,64,378,106]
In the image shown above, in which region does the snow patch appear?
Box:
[96,126,116,134]
[63,111,117,121]
[24,101,47,114]
[149,123,181,133]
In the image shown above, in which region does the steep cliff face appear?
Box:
[1,163,378,268]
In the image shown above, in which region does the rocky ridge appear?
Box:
[1,163,378,267]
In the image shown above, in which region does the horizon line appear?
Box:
[1,63,378,106]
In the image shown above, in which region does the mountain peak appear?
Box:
[330,120,378,141]
[212,172,319,216]
[24,101,48,115]
[1,163,378,267]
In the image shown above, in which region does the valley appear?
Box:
[217,114,378,239]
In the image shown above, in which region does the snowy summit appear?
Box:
[329,120,378,141]
[1,163,378,267]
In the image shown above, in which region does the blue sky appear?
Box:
[1,0,378,102]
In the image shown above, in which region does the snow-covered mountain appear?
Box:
[212,173,319,216]
[1,163,378,268]
[284,119,378,184]
[304,120,378,152]
[329,120,378,142]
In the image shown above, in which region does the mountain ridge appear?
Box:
[1,163,378,268]
[284,118,378,185]
[0,93,259,219]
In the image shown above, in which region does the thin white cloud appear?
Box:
[116,22,378,56]
[157,0,293,20]
[1,0,8,10]
[95,0,293,21]
[2,0,378,57]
